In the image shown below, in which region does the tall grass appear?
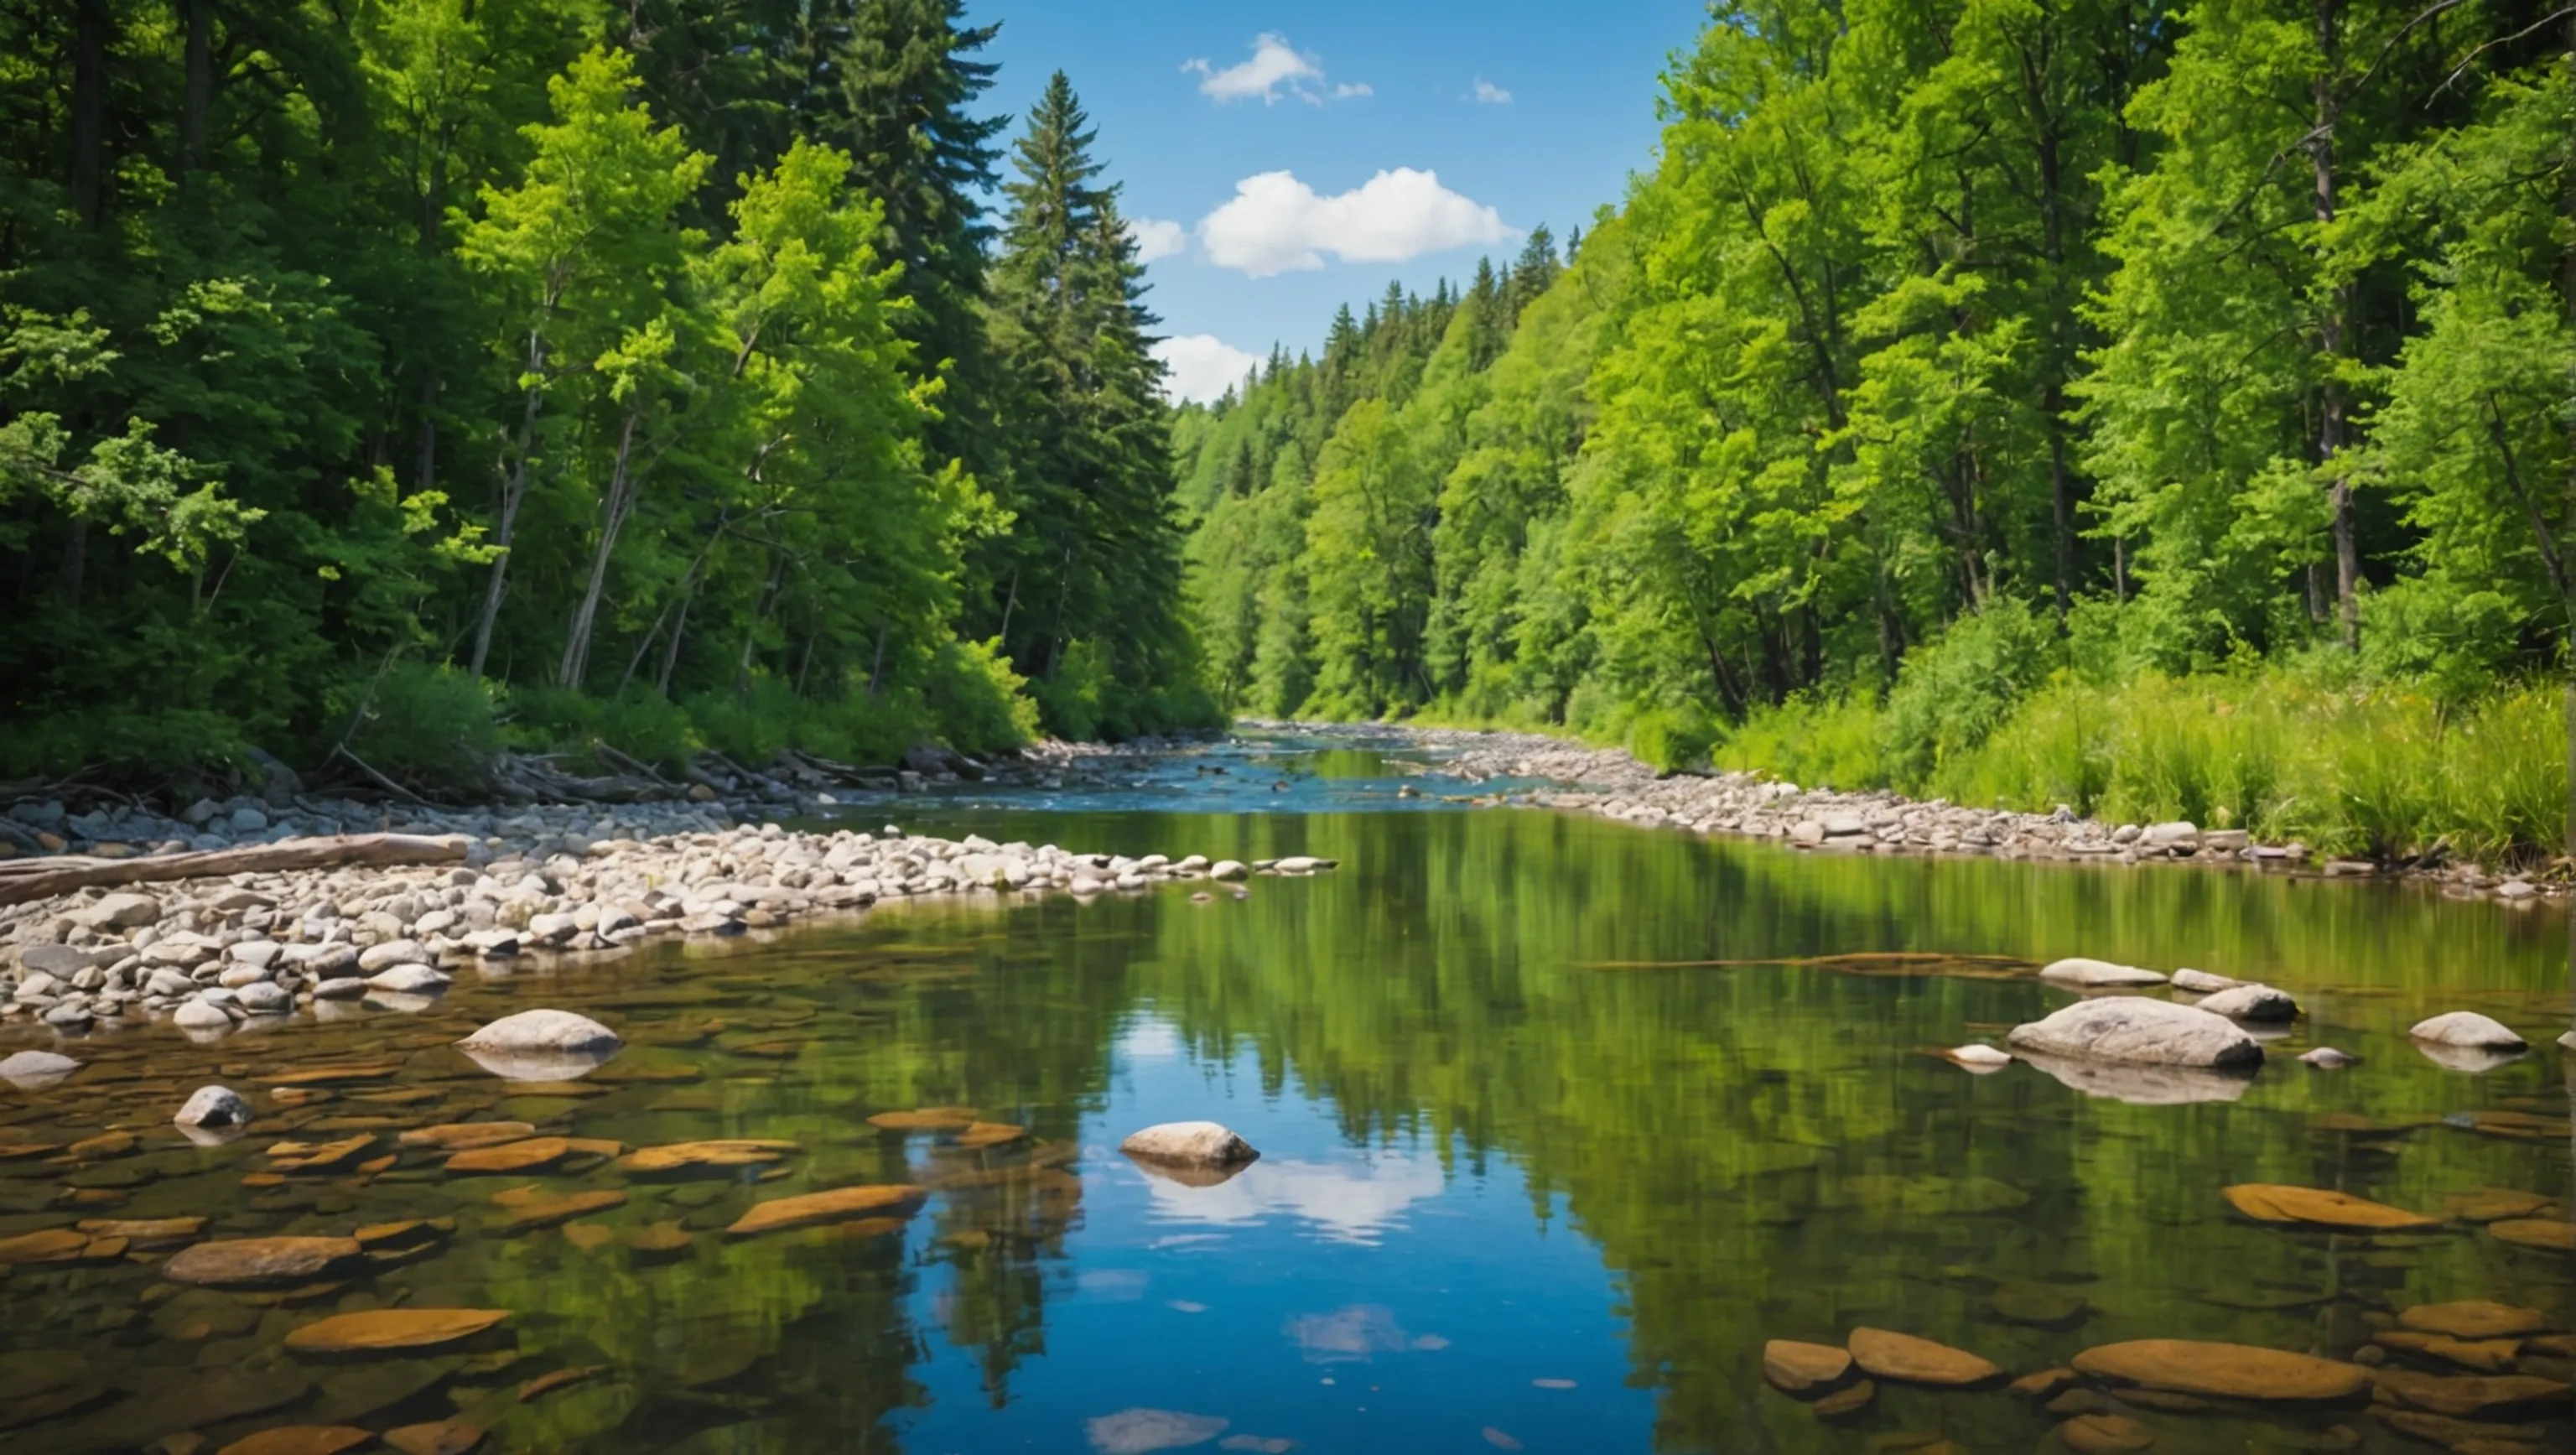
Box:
[1714,667,2569,866]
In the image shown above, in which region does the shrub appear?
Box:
[337,661,502,786]
[1713,693,1888,792]
[926,637,1042,756]
[1879,598,2059,784]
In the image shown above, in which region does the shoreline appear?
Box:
[1263,720,2568,910]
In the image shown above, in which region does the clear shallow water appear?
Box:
[2,737,2570,1455]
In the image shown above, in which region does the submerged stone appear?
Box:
[163,1235,365,1287]
[1846,1328,2003,1386]
[2071,1340,2370,1402]
[1763,1340,1855,1396]
[2398,1302,2547,1340]
[2059,1414,2155,1453]
[725,1184,926,1236]
[213,1425,373,1455]
[2371,1367,2570,1418]
[1083,1408,1229,1455]
[2221,1184,2441,1232]
[621,1139,799,1175]
[865,1107,979,1133]
[397,1122,538,1151]
[2488,1219,2574,1251]
[284,1308,509,1355]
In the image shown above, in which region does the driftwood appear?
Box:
[0,833,474,907]
[1578,951,2035,974]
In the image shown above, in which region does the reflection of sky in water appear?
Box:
[1140,1151,1450,1245]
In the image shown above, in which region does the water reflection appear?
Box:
[0,804,2567,1455]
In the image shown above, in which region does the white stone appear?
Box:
[2194,983,2298,1022]
[174,1083,252,1130]
[75,892,164,930]
[365,964,451,994]
[1945,1044,2013,1069]
[2168,968,2240,994]
[2038,957,2168,989]
[1208,860,1249,881]
[1119,1120,1259,1167]
[0,1049,80,1089]
[2007,998,2263,1069]
[454,1008,623,1082]
[171,999,231,1031]
[2407,1011,2527,1051]
[313,978,367,1000]
[234,981,291,1014]
[356,939,431,973]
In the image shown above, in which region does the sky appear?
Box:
[972,2,1708,403]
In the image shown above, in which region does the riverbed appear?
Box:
[1,730,2569,1454]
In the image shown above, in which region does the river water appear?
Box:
[1,732,2568,1453]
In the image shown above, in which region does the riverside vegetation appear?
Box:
[0,1,1213,792]
[1175,0,2574,869]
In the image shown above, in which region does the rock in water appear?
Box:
[1943,1044,2012,1070]
[2407,1011,2526,1050]
[2298,1047,2357,1068]
[2223,1183,2439,1231]
[2194,984,2298,1021]
[1119,1121,1259,1172]
[1083,1410,1229,1455]
[0,1049,79,1089]
[454,1009,622,1082]
[283,1308,509,1354]
[175,1084,254,1139]
[163,1235,365,1287]
[2007,999,2262,1069]
[2168,968,2241,993]
[2397,1302,2547,1340]
[2038,958,2168,989]
[2071,1340,2370,1402]
[1763,1340,1856,1396]
[1846,1328,2004,1386]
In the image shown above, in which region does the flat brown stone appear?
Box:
[1810,1379,1875,1418]
[1847,1328,2004,1386]
[561,1222,615,1251]
[354,1218,454,1250]
[163,1236,364,1287]
[2073,1340,2370,1402]
[1763,1339,1854,1396]
[2060,1414,2155,1453]
[384,1420,484,1455]
[214,1426,372,1455]
[517,1364,610,1402]
[265,1135,377,1173]
[724,1183,925,1237]
[2376,1410,2549,1447]
[2010,1368,2079,1400]
[2376,1332,2520,1371]
[620,1139,798,1174]
[70,1130,135,1157]
[865,1108,978,1133]
[2488,1219,2574,1252]
[2398,1301,2547,1341]
[2447,1191,2553,1223]
[2372,1367,2570,1418]
[625,1223,692,1255]
[265,1063,402,1087]
[75,1216,205,1245]
[955,1122,1027,1149]
[2222,1185,2441,1232]
[0,1228,92,1263]
[444,1136,573,1174]
[490,1186,626,1230]
[285,1307,508,1355]
[397,1122,537,1151]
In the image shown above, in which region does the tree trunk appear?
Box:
[557,402,647,689]
[70,0,108,226]
[2312,0,2360,651]
[466,326,551,679]
[179,0,212,188]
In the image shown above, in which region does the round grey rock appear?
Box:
[1119,1120,1259,1167]
[2007,998,2263,1069]
[0,1049,80,1090]
[365,964,450,995]
[2194,983,2298,1022]
[2298,1047,2358,1068]
[2407,1011,2526,1051]
[2038,958,2168,989]
[455,1007,622,1081]
[170,999,232,1031]
[2168,968,2240,994]
[174,1083,252,1130]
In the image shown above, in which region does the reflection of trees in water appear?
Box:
[1107,809,2567,1452]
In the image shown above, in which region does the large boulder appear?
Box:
[0,1049,80,1090]
[2038,958,2168,989]
[2007,998,2263,1069]
[454,1008,621,1082]
[1119,1121,1259,1182]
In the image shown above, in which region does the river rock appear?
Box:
[2168,968,2240,993]
[2007,999,2262,1068]
[1120,1120,1259,1170]
[1943,1044,2012,1069]
[2222,1184,2438,1231]
[2298,1047,2357,1068]
[2371,1367,2571,1418]
[724,1183,925,1236]
[1763,1340,1855,1395]
[2038,958,2169,989]
[1209,860,1249,881]
[15,943,93,976]
[2488,1219,2574,1251]
[175,1084,254,1133]
[2194,984,2298,1021]
[1846,1328,2003,1386]
[283,1308,509,1355]
[356,939,431,973]
[163,1234,364,1287]
[2059,1414,2155,1453]
[214,1426,371,1455]
[173,998,233,1031]
[236,981,292,1014]
[2407,1011,2526,1051]
[454,1008,621,1081]
[0,1048,80,1089]
[365,964,449,995]
[2071,1340,2371,1402]
[77,891,164,929]
[2397,1302,2547,1340]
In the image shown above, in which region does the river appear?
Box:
[1,730,2568,1454]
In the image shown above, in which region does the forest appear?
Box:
[1176,0,2574,862]
[0,0,1210,787]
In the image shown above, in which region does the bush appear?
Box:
[336,661,502,785]
[1627,701,1717,773]
[1712,693,1888,792]
[1879,598,2059,784]
[926,637,1042,756]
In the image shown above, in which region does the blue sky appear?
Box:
[973,3,1708,401]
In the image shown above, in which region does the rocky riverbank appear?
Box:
[1286,721,2566,908]
[0,747,1332,1040]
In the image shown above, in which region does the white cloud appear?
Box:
[1127,216,1188,263]
[1182,34,1363,107]
[1152,334,1262,404]
[1472,78,1512,104]
[1140,1152,1448,1245]
[1196,168,1515,278]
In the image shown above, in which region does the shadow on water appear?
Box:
[0,799,2568,1454]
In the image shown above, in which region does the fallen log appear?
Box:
[0,833,475,907]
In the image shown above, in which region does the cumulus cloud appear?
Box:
[1127,216,1187,263]
[1182,33,1364,106]
[1152,334,1262,404]
[1471,79,1512,104]
[1196,168,1515,277]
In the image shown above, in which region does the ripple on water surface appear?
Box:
[0,780,2568,1454]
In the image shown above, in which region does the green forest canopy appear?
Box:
[0,0,1209,783]
[1174,0,2572,854]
